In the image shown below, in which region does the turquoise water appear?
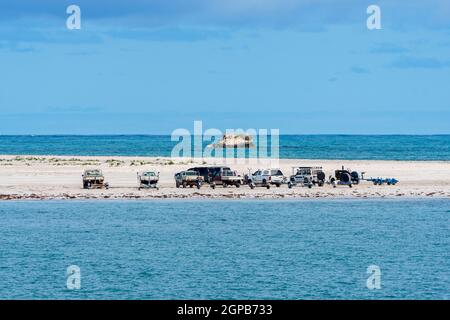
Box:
[0,199,448,299]
[0,135,449,160]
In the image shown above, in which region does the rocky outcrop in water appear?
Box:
[207,134,255,148]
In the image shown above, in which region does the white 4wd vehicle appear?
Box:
[246,169,285,189]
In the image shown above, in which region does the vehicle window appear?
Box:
[86,170,101,176]
[210,168,220,177]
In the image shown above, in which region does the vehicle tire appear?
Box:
[317,171,326,182]
[223,183,227,188]
[86,182,91,189]
[182,182,187,188]
[308,184,312,189]
[262,179,267,185]
[318,181,324,187]
[250,183,255,190]
[176,182,180,188]
[288,182,293,189]
[211,183,216,189]
[276,183,281,187]
[138,187,141,191]
[236,182,241,188]
[341,173,351,183]
[349,184,352,188]
[266,184,270,189]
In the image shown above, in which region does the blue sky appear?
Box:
[1,0,450,134]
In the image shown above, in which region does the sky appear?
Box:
[0,0,450,134]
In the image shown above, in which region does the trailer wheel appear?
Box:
[317,171,326,182]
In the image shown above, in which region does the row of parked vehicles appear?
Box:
[82,166,397,190]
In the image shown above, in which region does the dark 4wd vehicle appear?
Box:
[188,166,231,184]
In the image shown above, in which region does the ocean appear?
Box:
[0,135,449,160]
[0,199,448,299]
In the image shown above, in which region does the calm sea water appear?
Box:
[0,199,448,299]
[0,135,449,160]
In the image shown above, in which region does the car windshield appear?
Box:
[223,170,235,176]
[85,170,102,176]
[271,170,283,175]
[185,171,197,176]
[143,172,156,177]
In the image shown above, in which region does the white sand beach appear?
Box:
[0,155,449,200]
